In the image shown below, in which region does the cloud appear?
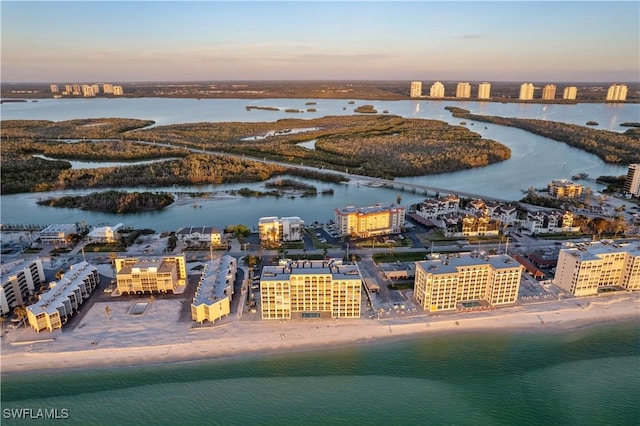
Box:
[458,34,482,40]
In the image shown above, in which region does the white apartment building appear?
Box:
[50,84,59,93]
[456,82,471,98]
[87,223,124,244]
[541,84,556,100]
[554,242,640,296]
[519,83,535,100]
[477,82,491,99]
[416,195,460,220]
[335,203,405,238]
[103,83,114,94]
[562,86,578,100]
[606,84,628,101]
[258,216,305,243]
[524,210,579,234]
[175,226,223,246]
[39,223,77,245]
[113,85,124,95]
[26,261,99,332]
[414,253,523,312]
[191,256,236,323]
[410,81,422,98]
[1,258,46,315]
[624,164,640,197]
[429,81,445,98]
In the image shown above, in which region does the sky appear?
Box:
[1,1,639,83]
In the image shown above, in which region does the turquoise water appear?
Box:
[2,322,639,425]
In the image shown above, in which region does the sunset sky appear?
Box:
[2,1,638,83]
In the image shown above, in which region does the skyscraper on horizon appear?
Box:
[456,82,471,98]
[542,84,556,100]
[519,83,535,100]
[430,81,445,98]
[606,84,628,101]
[562,86,578,100]
[477,82,491,100]
[410,81,422,98]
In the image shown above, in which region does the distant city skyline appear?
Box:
[1,1,639,83]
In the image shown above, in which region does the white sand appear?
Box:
[2,293,638,374]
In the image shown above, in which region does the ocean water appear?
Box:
[2,322,639,425]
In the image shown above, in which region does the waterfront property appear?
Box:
[115,255,187,294]
[38,223,77,245]
[87,223,123,244]
[1,258,45,315]
[554,241,640,296]
[258,216,305,244]
[26,261,99,332]
[176,226,223,246]
[524,210,579,234]
[548,179,584,199]
[260,259,362,319]
[414,253,523,312]
[624,164,640,198]
[335,203,405,238]
[191,255,236,323]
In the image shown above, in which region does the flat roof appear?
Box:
[417,253,521,274]
[261,260,362,281]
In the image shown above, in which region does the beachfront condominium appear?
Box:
[410,81,422,98]
[191,256,236,323]
[548,179,584,199]
[115,254,187,294]
[456,82,471,98]
[562,86,578,100]
[414,253,524,312]
[519,83,535,100]
[541,84,556,100]
[1,258,45,316]
[429,81,445,98]
[335,203,405,238]
[260,259,362,319]
[26,261,99,332]
[258,216,305,244]
[606,84,628,101]
[624,164,640,197]
[477,82,491,100]
[554,242,640,296]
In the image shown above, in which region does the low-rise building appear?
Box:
[258,216,305,244]
[335,203,405,238]
[1,258,46,315]
[415,195,460,220]
[260,259,362,319]
[414,253,523,312]
[525,210,579,234]
[87,223,123,244]
[26,261,99,332]
[115,255,187,294]
[191,255,236,323]
[548,179,584,199]
[176,226,223,246]
[554,242,640,296]
[39,223,77,245]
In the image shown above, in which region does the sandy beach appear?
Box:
[2,292,638,375]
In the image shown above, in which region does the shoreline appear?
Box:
[2,293,638,376]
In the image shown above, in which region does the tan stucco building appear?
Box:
[115,255,187,294]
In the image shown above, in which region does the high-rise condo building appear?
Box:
[50,84,59,93]
[456,82,471,98]
[64,84,73,94]
[541,84,556,100]
[606,84,628,101]
[113,85,124,95]
[519,83,535,100]
[554,242,640,296]
[414,253,523,312]
[335,203,405,238]
[103,83,114,94]
[27,261,99,332]
[72,84,81,96]
[115,255,187,294]
[429,81,445,98]
[260,259,362,319]
[1,258,46,316]
[410,81,422,98]
[562,86,578,100]
[82,85,95,97]
[624,164,640,197]
[477,82,491,99]
[91,84,100,94]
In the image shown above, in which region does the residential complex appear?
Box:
[335,203,405,238]
[541,84,556,100]
[260,259,362,319]
[26,261,99,332]
[50,84,59,93]
[176,226,223,246]
[191,255,236,323]
[39,223,77,245]
[258,216,305,244]
[606,84,628,101]
[554,242,640,296]
[415,195,460,220]
[414,253,523,312]
[1,258,45,315]
[624,164,640,197]
[410,81,422,98]
[524,210,578,234]
[548,179,584,198]
[429,81,445,98]
[477,82,491,99]
[87,223,123,244]
[115,255,187,294]
[519,83,535,100]
[456,82,471,98]
[562,86,578,100]
[51,82,123,97]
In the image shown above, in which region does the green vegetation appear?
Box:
[354,105,378,114]
[0,118,154,139]
[36,190,174,213]
[447,109,640,164]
